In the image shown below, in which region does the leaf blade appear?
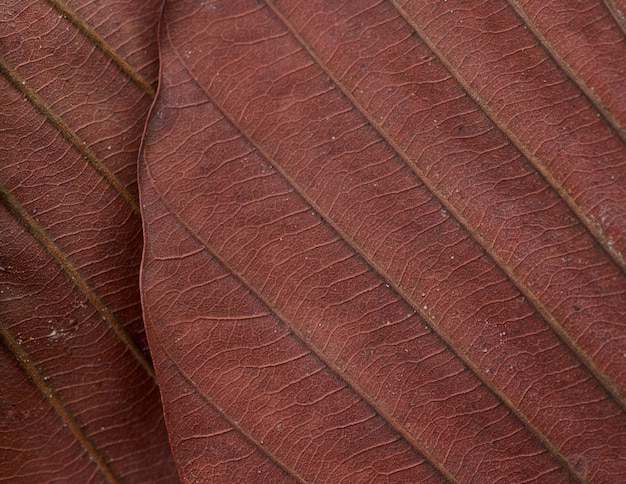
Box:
[142,1,626,480]
[0,0,177,480]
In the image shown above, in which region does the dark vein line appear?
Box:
[196,66,583,484]
[162,21,582,481]
[0,183,155,380]
[150,40,455,484]
[45,0,156,98]
[269,1,610,479]
[383,1,626,410]
[263,0,626,416]
[138,11,301,480]
[507,0,626,145]
[145,325,306,483]
[0,323,119,483]
[0,55,140,215]
[143,163,455,483]
[388,0,626,275]
[603,0,626,36]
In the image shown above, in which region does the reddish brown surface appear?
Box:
[2,0,626,482]
[0,0,177,481]
[140,1,626,482]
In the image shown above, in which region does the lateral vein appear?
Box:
[0,323,120,483]
[0,55,140,215]
[0,183,154,380]
[46,0,156,97]
[389,0,626,274]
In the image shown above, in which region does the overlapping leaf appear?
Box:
[0,0,177,481]
[2,0,626,482]
[140,1,626,482]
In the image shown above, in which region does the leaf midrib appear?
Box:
[603,0,626,35]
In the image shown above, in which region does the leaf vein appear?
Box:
[0,323,120,483]
[0,55,140,215]
[0,182,154,380]
[45,0,156,97]
[389,0,626,273]
[266,0,626,415]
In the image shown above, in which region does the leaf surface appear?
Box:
[141,0,626,482]
[0,0,177,481]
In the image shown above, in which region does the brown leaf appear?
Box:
[0,0,177,481]
[141,1,626,482]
